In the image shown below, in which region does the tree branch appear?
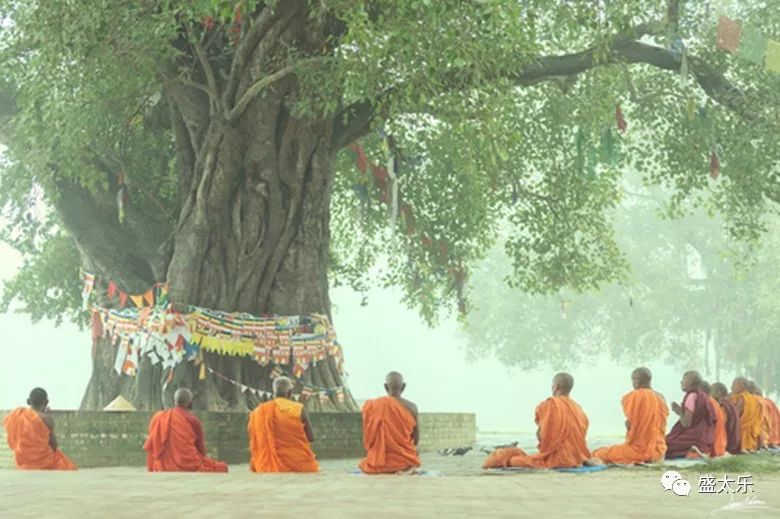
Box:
[227,57,331,123]
[192,38,223,114]
[333,33,752,148]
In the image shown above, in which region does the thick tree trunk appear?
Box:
[80,2,359,412]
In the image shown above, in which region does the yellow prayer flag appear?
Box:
[129,295,144,308]
[766,40,780,73]
[199,362,206,380]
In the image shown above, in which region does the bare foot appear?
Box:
[690,445,709,459]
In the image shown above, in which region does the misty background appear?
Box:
[0,234,730,436]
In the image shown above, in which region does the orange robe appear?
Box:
[731,391,762,452]
[592,389,668,464]
[758,397,774,448]
[482,396,590,469]
[359,396,421,474]
[709,397,727,457]
[2,408,76,470]
[143,407,227,472]
[769,400,780,447]
[248,398,318,473]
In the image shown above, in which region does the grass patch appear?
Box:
[698,452,780,474]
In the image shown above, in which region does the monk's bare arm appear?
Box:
[40,413,58,450]
[301,408,315,443]
[680,409,693,428]
[409,401,419,446]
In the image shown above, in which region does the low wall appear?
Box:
[0,410,475,468]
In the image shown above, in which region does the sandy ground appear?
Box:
[1,453,779,518]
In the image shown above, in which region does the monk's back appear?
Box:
[3,408,76,470]
[359,396,420,474]
[248,398,318,473]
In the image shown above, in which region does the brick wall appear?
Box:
[0,410,475,468]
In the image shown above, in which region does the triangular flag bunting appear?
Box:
[130,294,144,308]
[143,289,155,306]
[118,291,128,307]
[107,281,117,299]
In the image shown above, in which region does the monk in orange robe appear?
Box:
[359,371,421,474]
[712,382,740,454]
[768,399,780,447]
[143,388,227,472]
[593,367,669,464]
[730,377,762,453]
[2,388,77,470]
[248,376,318,473]
[751,384,775,450]
[701,382,726,457]
[483,373,594,469]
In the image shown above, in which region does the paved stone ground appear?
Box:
[1,453,779,518]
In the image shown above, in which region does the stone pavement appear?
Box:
[1,456,779,518]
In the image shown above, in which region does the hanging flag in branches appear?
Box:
[615,105,627,133]
[737,27,768,64]
[710,147,721,179]
[767,40,780,73]
[116,171,129,225]
[716,16,741,53]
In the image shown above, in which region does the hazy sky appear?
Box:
[0,238,731,436]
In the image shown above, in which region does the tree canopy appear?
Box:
[1,0,779,328]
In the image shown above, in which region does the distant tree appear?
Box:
[465,178,780,395]
[0,1,778,409]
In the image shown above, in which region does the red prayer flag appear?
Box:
[615,105,627,133]
[716,16,741,54]
[118,291,128,307]
[107,281,117,299]
[710,150,720,179]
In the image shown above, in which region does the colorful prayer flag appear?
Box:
[107,281,117,299]
[118,291,128,308]
[766,40,780,73]
[143,289,155,306]
[716,16,741,53]
[615,105,627,133]
[130,294,144,308]
[737,27,768,64]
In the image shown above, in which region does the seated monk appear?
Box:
[751,383,775,450]
[766,397,780,448]
[483,372,594,469]
[143,388,227,472]
[359,371,421,474]
[665,370,716,459]
[248,377,318,473]
[2,387,76,470]
[593,367,669,465]
[711,383,741,455]
[730,377,762,453]
[701,382,726,457]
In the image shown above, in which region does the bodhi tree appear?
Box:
[0,1,778,410]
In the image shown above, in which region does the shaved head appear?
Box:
[174,388,193,408]
[28,387,48,409]
[711,382,728,400]
[632,367,652,389]
[732,377,749,393]
[553,372,574,396]
[384,371,406,396]
[273,376,294,398]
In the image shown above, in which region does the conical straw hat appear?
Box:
[103,394,136,412]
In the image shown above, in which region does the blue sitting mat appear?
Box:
[348,469,444,477]
[486,464,609,474]
[555,464,609,473]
